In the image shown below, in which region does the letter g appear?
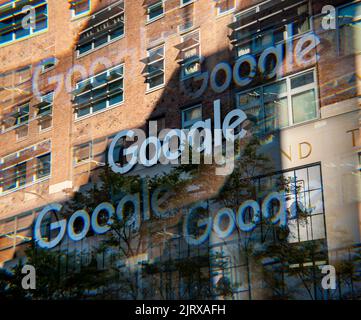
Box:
[34,204,66,249]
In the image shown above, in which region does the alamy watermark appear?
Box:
[21,265,36,290]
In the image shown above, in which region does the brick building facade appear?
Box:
[0,0,360,299]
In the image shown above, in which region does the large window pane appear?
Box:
[77,106,91,117]
[77,1,124,55]
[265,98,288,132]
[292,89,317,124]
[74,64,124,118]
[291,72,314,89]
[109,92,123,106]
[110,26,124,40]
[339,3,361,55]
[182,105,202,129]
[0,29,13,44]
[339,21,361,55]
[148,73,164,89]
[36,154,51,179]
[93,99,107,112]
[79,42,92,55]
[94,34,108,48]
[16,163,27,187]
[148,2,164,21]
[238,89,263,134]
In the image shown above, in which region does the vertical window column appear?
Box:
[176,30,201,79]
[142,45,165,91]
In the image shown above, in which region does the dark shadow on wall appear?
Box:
[0,0,360,300]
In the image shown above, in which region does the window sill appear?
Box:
[180,71,202,81]
[146,84,165,94]
[270,116,321,134]
[216,8,236,19]
[74,159,92,168]
[145,14,165,26]
[0,29,48,49]
[1,123,29,135]
[76,34,125,59]
[180,1,196,9]
[74,101,124,123]
[0,176,51,198]
[73,159,105,171]
[41,65,56,74]
[39,127,53,134]
[71,11,91,21]
[16,136,29,143]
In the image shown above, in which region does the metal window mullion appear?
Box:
[336,6,341,56]
[148,56,164,65]
[290,82,315,95]
[286,76,293,126]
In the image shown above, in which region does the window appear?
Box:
[37,91,53,131]
[246,163,326,244]
[0,0,48,46]
[284,164,326,243]
[108,135,126,166]
[230,0,310,57]
[15,65,32,84]
[1,162,26,192]
[74,143,92,164]
[338,1,361,55]
[15,104,30,127]
[176,30,201,79]
[41,57,57,73]
[181,0,195,6]
[143,45,165,91]
[74,136,127,168]
[182,104,202,129]
[147,1,164,22]
[70,0,90,17]
[73,64,124,119]
[1,103,29,133]
[0,141,51,193]
[77,1,124,56]
[35,153,51,179]
[0,211,33,254]
[237,70,317,135]
[0,65,31,100]
[216,0,235,15]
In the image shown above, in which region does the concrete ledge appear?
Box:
[321,97,360,119]
[49,181,73,194]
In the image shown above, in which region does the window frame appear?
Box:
[232,0,312,58]
[73,63,125,120]
[180,0,195,8]
[145,44,165,92]
[236,68,319,133]
[179,29,201,80]
[146,0,164,23]
[216,0,236,16]
[73,142,93,165]
[1,162,27,193]
[0,141,52,195]
[0,0,48,47]
[181,104,203,129]
[76,0,125,57]
[41,57,57,73]
[70,0,91,18]
[38,91,54,132]
[336,0,361,56]
[15,103,30,127]
[34,152,51,180]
